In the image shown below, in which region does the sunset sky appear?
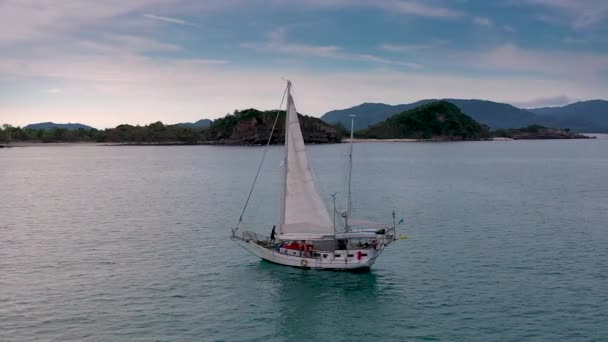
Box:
[1,0,607,128]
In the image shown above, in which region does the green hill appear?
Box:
[205,108,340,144]
[358,101,489,140]
[322,99,537,130]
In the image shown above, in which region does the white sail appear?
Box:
[279,84,333,239]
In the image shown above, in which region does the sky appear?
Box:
[1,0,607,128]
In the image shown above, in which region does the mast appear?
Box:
[279,81,291,234]
[346,114,355,230]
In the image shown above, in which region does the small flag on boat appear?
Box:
[398,218,404,224]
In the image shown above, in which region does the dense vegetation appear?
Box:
[204,108,341,144]
[2,104,590,145]
[492,125,588,139]
[0,109,341,145]
[0,124,100,143]
[0,122,203,144]
[357,101,490,140]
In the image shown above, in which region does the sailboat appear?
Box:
[231,81,396,270]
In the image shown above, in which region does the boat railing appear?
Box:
[235,230,270,244]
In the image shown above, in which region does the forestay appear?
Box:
[279,83,333,239]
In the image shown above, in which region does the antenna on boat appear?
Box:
[345,114,356,231]
[331,193,337,233]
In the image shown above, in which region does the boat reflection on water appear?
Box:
[249,261,389,340]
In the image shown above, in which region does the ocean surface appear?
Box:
[1,138,607,341]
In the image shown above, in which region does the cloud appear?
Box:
[80,34,183,54]
[390,1,464,18]
[473,16,493,26]
[0,0,189,45]
[3,59,606,128]
[1,0,606,128]
[380,40,447,52]
[503,25,517,32]
[242,28,422,68]
[470,43,608,79]
[519,0,608,29]
[142,14,199,27]
[511,95,574,108]
[0,55,229,84]
[264,0,465,19]
[275,0,464,18]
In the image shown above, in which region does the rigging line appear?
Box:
[235,84,288,230]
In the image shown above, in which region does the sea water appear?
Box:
[1,140,607,341]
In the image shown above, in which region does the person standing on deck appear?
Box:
[270,225,276,243]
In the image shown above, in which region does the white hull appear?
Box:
[233,235,387,271]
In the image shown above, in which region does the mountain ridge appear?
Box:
[23,122,96,130]
[528,100,608,132]
[175,119,213,127]
[323,99,608,132]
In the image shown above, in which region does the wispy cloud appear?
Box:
[0,0,191,45]
[473,16,493,26]
[390,1,464,18]
[80,34,183,54]
[1,0,607,128]
[274,0,464,19]
[471,43,608,79]
[503,25,517,32]
[511,95,574,108]
[380,40,447,52]
[242,28,422,68]
[142,14,199,27]
[519,0,608,29]
[3,58,605,128]
[45,88,62,94]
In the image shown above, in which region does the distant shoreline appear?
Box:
[1,135,598,148]
[344,135,595,143]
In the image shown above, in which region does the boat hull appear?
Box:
[233,236,384,271]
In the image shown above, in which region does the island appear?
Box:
[0,101,592,146]
[353,101,591,141]
[0,109,341,146]
[201,108,341,145]
[491,125,589,140]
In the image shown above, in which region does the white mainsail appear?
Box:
[279,83,333,239]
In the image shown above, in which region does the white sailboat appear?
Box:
[231,81,396,271]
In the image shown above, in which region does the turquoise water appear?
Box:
[1,140,607,341]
